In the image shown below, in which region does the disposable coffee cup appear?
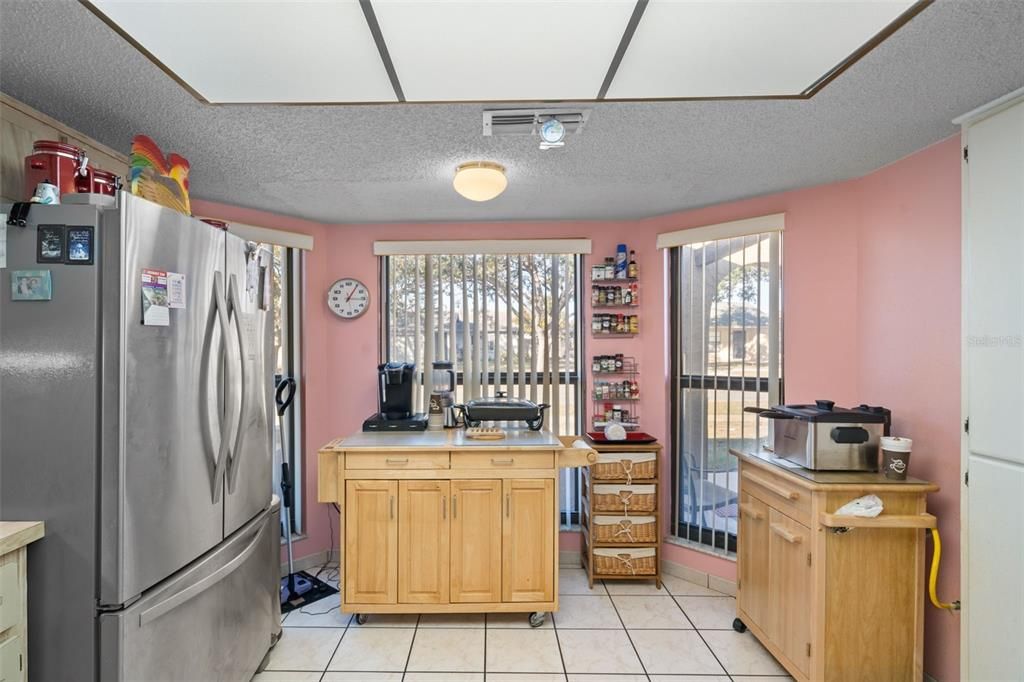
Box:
[880,436,912,480]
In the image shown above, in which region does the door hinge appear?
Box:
[965,470,969,487]
[963,145,969,162]
[964,417,969,434]
[807,552,812,567]
[807,642,812,657]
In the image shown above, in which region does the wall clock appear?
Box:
[327,278,370,319]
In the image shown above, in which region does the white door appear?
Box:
[962,95,1024,681]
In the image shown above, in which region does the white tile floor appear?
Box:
[255,567,792,682]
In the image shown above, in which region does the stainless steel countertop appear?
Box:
[333,429,564,451]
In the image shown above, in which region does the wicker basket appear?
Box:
[592,515,657,543]
[590,452,657,483]
[592,484,657,513]
[593,547,657,575]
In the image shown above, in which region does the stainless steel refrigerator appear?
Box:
[0,193,281,680]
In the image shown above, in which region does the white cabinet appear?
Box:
[958,89,1024,682]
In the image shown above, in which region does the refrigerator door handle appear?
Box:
[201,272,232,503]
[137,518,264,627]
[226,274,249,493]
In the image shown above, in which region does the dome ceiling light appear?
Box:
[453,161,507,202]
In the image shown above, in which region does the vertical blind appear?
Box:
[669,229,782,555]
[380,249,585,523]
[381,252,582,433]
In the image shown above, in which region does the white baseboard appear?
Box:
[661,557,737,596]
[284,549,339,576]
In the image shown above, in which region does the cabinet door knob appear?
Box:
[505,493,511,517]
[491,457,514,466]
[390,495,395,520]
[386,458,409,465]
[452,495,457,519]
[442,496,446,520]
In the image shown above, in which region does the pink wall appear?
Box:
[856,137,963,680]
[193,133,962,680]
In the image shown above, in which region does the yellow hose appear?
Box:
[928,528,960,612]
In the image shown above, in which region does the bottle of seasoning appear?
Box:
[622,286,631,305]
[592,357,601,373]
[592,318,602,334]
[592,264,604,281]
[602,315,611,334]
[615,354,624,371]
[630,281,639,305]
[604,258,614,280]
[627,250,638,279]
[630,315,639,334]
[612,405,623,422]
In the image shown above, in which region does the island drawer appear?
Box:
[450,451,554,469]
[345,452,450,470]
[739,465,810,526]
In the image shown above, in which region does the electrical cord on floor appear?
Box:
[292,504,342,618]
[928,528,960,612]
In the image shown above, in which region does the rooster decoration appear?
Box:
[129,135,191,215]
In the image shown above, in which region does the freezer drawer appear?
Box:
[98,505,277,682]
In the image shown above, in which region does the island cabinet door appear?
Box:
[398,480,450,604]
[767,508,812,676]
[502,479,555,603]
[450,480,502,603]
[737,493,770,628]
[345,480,398,604]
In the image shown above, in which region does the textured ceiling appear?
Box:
[1,0,1023,224]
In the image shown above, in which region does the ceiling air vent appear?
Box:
[482,108,591,137]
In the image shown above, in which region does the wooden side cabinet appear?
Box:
[450,480,503,603]
[318,434,597,623]
[0,522,45,682]
[345,481,398,604]
[731,450,938,682]
[502,479,555,603]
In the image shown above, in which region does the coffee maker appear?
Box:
[428,361,456,430]
[362,362,428,432]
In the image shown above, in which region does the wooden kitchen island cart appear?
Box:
[731,448,938,682]
[318,431,596,626]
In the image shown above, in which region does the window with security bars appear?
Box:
[669,230,782,555]
[381,251,584,525]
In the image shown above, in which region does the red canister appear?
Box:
[85,168,122,196]
[23,140,89,199]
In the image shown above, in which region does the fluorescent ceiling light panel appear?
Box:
[90,0,397,103]
[607,0,918,99]
[373,0,636,102]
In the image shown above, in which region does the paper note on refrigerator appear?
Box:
[141,268,170,326]
[167,271,186,309]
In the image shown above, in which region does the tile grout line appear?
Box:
[317,609,349,681]
[606,588,652,681]
[401,614,421,680]
[671,594,732,678]
[550,602,571,681]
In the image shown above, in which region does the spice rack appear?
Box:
[591,355,640,430]
[581,438,662,588]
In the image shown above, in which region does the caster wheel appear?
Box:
[528,612,546,628]
[732,617,747,633]
[355,613,369,625]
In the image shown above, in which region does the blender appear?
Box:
[428,361,456,430]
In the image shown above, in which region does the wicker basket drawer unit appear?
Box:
[591,514,658,543]
[593,547,658,576]
[591,483,657,513]
[590,451,657,482]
